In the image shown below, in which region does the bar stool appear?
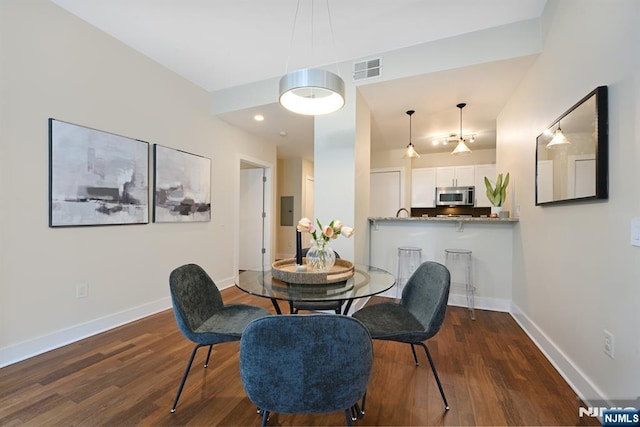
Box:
[444,248,475,320]
[397,247,422,298]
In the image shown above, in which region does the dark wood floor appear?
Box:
[0,288,598,426]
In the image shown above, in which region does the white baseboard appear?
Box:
[448,293,511,312]
[0,297,171,368]
[217,276,237,290]
[509,302,606,406]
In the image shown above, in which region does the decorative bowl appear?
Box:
[271,258,354,285]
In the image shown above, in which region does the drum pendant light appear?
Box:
[279,0,345,116]
[279,69,345,116]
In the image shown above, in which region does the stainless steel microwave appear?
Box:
[435,186,475,206]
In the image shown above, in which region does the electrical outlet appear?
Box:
[603,329,614,359]
[76,283,88,299]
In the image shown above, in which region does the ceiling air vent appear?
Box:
[352,58,382,81]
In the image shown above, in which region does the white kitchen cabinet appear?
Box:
[474,163,496,207]
[411,167,436,207]
[436,165,475,187]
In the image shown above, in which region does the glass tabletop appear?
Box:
[235,264,396,307]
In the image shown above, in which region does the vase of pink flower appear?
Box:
[296,218,354,272]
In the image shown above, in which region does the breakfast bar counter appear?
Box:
[368,216,518,310]
[369,216,519,224]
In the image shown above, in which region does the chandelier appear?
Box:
[278,0,345,116]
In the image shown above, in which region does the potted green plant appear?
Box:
[484,172,510,218]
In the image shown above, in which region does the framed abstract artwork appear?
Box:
[153,144,211,223]
[49,119,149,227]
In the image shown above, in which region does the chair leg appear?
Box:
[345,409,353,426]
[417,342,450,411]
[410,343,419,365]
[261,409,270,426]
[203,344,213,368]
[171,343,206,413]
[360,391,367,416]
[350,406,358,421]
[270,298,282,314]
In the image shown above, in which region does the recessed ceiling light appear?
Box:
[254,114,265,122]
[279,131,288,137]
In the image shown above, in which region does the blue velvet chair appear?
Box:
[169,263,269,413]
[239,314,373,426]
[352,261,451,410]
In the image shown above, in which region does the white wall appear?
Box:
[276,158,302,259]
[314,84,360,261]
[0,0,276,366]
[499,0,640,403]
[275,158,315,258]
[354,91,372,264]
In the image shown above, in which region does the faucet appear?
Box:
[395,208,410,218]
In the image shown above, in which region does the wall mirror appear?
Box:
[535,86,608,206]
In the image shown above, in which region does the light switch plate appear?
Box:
[631,218,640,247]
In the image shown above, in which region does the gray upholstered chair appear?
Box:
[352,261,451,410]
[239,314,373,426]
[169,263,269,413]
[289,248,343,314]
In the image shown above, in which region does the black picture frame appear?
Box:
[153,144,212,223]
[49,118,150,227]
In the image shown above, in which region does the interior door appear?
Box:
[370,170,402,217]
[568,154,596,198]
[239,167,266,269]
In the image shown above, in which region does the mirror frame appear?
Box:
[535,86,608,206]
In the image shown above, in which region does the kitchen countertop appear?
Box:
[369,216,519,223]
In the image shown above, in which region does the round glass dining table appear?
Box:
[235,264,396,315]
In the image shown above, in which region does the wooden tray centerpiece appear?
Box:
[272,258,354,285]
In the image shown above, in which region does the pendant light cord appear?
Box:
[325,0,341,76]
[457,103,466,142]
[284,0,302,74]
[410,113,413,145]
[285,0,341,77]
[460,107,463,141]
